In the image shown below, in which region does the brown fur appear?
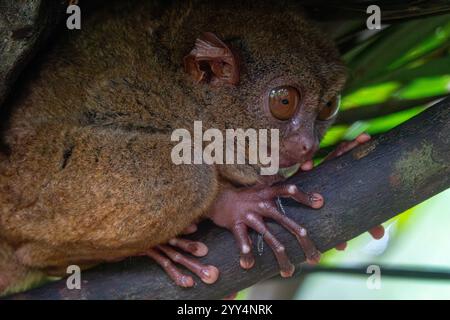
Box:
[0,0,345,293]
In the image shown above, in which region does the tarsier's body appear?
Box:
[0,0,372,294]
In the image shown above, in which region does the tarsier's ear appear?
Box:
[184,32,240,85]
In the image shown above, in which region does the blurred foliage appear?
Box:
[321,13,450,149]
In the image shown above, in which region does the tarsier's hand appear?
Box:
[206,133,385,277]
[324,133,385,250]
[145,224,219,287]
[207,183,323,278]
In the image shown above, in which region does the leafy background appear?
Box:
[240,13,450,299]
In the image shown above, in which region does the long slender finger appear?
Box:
[258,202,321,264]
[257,184,323,209]
[157,245,219,284]
[324,133,371,161]
[146,248,194,287]
[335,242,347,251]
[182,224,198,235]
[244,214,295,277]
[325,141,358,161]
[231,223,255,269]
[300,160,314,171]
[356,132,371,144]
[168,238,208,257]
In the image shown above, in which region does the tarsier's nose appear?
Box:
[283,134,318,161]
[299,135,315,155]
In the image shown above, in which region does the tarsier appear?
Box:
[0,0,384,294]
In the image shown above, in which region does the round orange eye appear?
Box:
[318,95,341,121]
[268,86,300,120]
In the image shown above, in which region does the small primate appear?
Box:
[0,0,383,293]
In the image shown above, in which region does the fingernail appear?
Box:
[310,193,322,203]
[188,243,198,252]
[201,269,210,278]
[240,257,254,269]
[180,276,194,287]
[280,264,295,278]
[288,185,296,194]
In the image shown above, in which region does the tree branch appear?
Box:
[7,97,449,300]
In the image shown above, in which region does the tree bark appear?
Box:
[0,0,67,108]
[7,96,450,300]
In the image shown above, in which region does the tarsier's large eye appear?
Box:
[268,86,300,120]
[318,95,341,121]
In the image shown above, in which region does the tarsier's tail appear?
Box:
[0,240,47,297]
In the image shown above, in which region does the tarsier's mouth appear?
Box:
[279,155,300,169]
[261,144,315,174]
[278,148,314,168]
[278,154,313,173]
[278,163,301,177]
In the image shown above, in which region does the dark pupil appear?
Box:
[281,99,289,105]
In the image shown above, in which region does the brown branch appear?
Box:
[7,97,450,300]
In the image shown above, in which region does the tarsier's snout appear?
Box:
[279,133,319,168]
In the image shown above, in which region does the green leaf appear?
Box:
[342,82,401,109]
[388,21,450,70]
[345,14,450,91]
[365,57,450,88]
[396,75,450,99]
[320,125,348,148]
[364,106,425,135]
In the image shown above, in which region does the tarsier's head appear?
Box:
[166,0,347,168]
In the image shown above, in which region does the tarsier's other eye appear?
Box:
[268,86,300,120]
[318,95,341,121]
